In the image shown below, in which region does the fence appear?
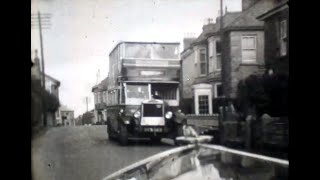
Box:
[185,114,219,129]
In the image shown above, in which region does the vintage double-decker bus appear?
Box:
[105,41,185,145]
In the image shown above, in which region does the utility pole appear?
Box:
[31,11,51,127]
[86,97,89,112]
[96,69,100,85]
[32,12,51,87]
[38,11,46,89]
[220,0,223,31]
[219,0,225,145]
[82,96,90,113]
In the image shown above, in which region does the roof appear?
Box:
[256,0,289,20]
[224,0,275,30]
[191,12,241,46]
[183,1,275,56]
[180,48,194,59]
[100,77,108,89]
[192,23,217,45]
[92,76,109,92]
[41,73,61,87]
[215,12,243,30]
[92,85,99,92]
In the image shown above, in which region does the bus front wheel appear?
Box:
[118,123,129,146]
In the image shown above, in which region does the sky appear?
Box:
[31,0,241,117]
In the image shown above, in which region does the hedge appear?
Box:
[235,73,288,118]
[31,79,60,129]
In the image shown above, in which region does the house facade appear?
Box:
[44,74,60,99]
[92,77,108,124]
[257,0,289,75]
[180,0,278,115]
[32,49,61,126]
[256,0,289,116]
[180,22,222,115]
[44,74,61,126]
[57,105,75,126]
[180,38,196,114]
[221,0,275,99]
[180,13,240,115]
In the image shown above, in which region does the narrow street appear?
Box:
[31,126,173,180]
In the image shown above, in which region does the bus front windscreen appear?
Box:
[126,84,149,104]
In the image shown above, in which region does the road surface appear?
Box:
[31,126,173,180]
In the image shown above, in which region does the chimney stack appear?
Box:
[183,33,196,50]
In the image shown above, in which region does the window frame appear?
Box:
[280,19,287,56]
[198,95,209,114]
[215,40,222,71]
[241,35,257,63]
[208,41,214,58]
[280,20,287,39]
[193,86,213,115]
[214,83,223,98]
[199,48,207,76]
[94,92,98,105]
[208,40,215,73]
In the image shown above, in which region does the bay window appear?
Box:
[199,49,207,75]
[216,41,221,70]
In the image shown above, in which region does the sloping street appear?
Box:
[31,126,172,180]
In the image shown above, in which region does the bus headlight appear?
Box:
[165,111,173,119]
[124,120,130,125]
[134,111,140,119]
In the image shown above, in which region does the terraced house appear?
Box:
[180,12,241,115]
[32,49,61,127]
[92,77,108,124]
[257,0,289,76]
[180,0,277,115]
[220,0,275,99]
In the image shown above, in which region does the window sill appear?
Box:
[279,54,288,58]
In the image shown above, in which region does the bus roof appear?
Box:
[109,41,180,57]
[124,81,179,84]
